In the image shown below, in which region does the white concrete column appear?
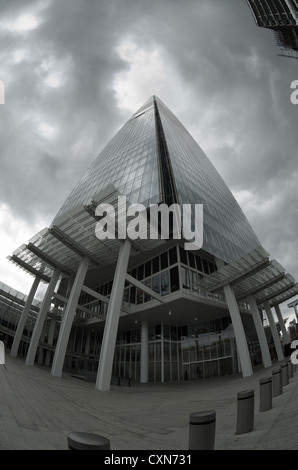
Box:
[247,295,272,368]
[96,239,131,391]
[140,321,149,383]
[45,319,56,366]
[161,324,164,383]
[11,275,41,357]
[51,256,90,378]
[223,284,253,377]
[216,258,252,377]
[274,304,290,345]
[26,268,60,366]
[264,301,284,361]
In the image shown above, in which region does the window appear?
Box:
[160,251,168,270]
[130,286,136,305]
[170,266,179,292]
[179,246,188,265]
[161,271,170,296]
[144,278,152,302]
[169,246,177,265]
[181,267,190,290]
[152,256,160,274]
[145,260,151,277]
[196,255,203,272]
[152,274,160,294]
[137,264,144,280]
[202,259,209,275]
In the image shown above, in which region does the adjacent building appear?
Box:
[2,96,298,391]
[246,0,298,58]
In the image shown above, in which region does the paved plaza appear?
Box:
[0,354,298,451]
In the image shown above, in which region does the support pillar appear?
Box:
[247,295,272,368]
[96,240,131,391]
[274,304,290,345]
[216,258,252,377]
[11,275,41,357]
[223,284,253,377]
[45,319,56,366]
[264,301,284,361]
[26,268,61,366]
[140,321,149,384]
[51,256,90,378]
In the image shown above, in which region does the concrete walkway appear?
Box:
[0,354,297,450]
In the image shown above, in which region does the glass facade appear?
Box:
[3,96,295,387]
[62,316,241,383]
[53,95,261,264]
[155,97,261,263]
[74,245,228,323]
[53,101,161,222]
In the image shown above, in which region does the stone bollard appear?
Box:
[236,389,254,434]
[67,432,111,450]
[281,361,289,386]
[272,367,282,397]
[188,410,216,450]
[259,377,272,412]
[288,360,293,379]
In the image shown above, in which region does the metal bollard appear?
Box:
[67,432,111,450]
[272,367,282,397]
[288,360,293,379]
[281,361,289,386]
[188,410,216,450]
[259,377,272,412]
[236,389,254,434]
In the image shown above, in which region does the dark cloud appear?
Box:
[0,0,297,313]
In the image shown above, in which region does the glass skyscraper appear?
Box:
[4,96,297,390]
[53,96,260,264]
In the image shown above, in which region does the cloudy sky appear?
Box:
[0,0,297,322]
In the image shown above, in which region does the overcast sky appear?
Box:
[0,0,297,323]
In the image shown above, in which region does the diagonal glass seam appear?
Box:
[153,97,179,206]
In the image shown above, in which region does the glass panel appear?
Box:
[170,266,179,292]
[179,246,188,265]
[152,256,160,274]
[160,251,168,270]
[161,271,170,296]
[169,246,177,265]
[156,96,260,264]
[143,278,152,302]
[181,267,190,290]
[130,286,136,305]
[152,274,160,294]
[145,260,151,277]
[136,288,143,304]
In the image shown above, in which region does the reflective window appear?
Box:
[155,97,260,263]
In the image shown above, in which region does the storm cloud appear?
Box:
[0,0,297,320]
